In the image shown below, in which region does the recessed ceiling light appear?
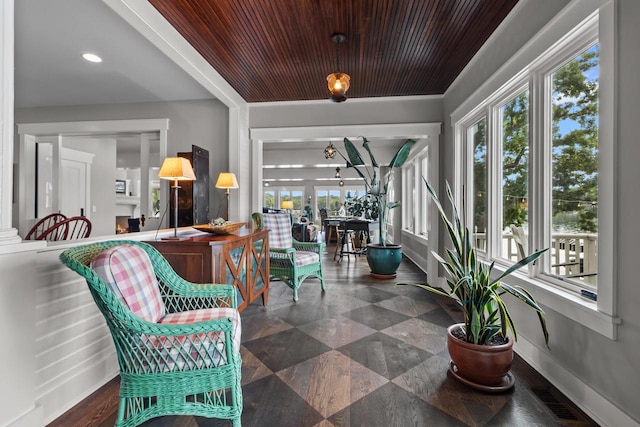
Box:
[82,53,102,63]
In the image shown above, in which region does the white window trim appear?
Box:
[451,1,619,339]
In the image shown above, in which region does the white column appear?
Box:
[229,105,251,222]
[0,0,20,244]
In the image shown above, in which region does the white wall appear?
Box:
[250,96,443,129]
[15,99,230,223]
[438,0,640,425]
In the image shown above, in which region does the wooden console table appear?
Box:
[146,228,269,312]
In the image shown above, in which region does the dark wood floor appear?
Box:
[49,246,599,427]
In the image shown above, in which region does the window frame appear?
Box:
[451,6,618,339]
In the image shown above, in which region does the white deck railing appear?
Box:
[473,232,597,286]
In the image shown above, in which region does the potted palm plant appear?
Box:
[337,136,415,277]
[400,178,549,391]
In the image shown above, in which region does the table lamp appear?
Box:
[281,200,293,212]
[158,157,196,240]
[215,172,239,220]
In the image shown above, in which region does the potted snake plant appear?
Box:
[338,136,415,278]
[399,178,549,390]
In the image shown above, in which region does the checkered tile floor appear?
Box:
[139,252,597,427]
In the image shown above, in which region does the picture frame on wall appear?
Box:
[115,179,126,194]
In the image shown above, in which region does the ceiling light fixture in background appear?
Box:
[339,180,345,187]
[327,33,350,103]
[324,141,337,159]
[335,167,341,178]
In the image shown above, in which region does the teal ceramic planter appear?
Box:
[366,244,402,278]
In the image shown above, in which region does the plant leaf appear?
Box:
[361,137,379,168]
[388,139,416,168]
[492,248,548,284]
[343,137,365,166]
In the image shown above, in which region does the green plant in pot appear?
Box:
[336,136,415,277]
[399,178,549,391]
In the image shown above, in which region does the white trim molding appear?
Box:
[515,337,640,427]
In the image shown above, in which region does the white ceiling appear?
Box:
[14,0,214,109]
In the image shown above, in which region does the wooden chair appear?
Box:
[39,216,92,241]
[252,212,326,301]
[59,241,242,427]
[24,213,66,240]
[63,216,92,240]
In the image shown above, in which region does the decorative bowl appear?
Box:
[193,222,246,235]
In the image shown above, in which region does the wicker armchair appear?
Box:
[252,212,325,301]
[59,240,242,427]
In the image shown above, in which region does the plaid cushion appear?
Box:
[263,214,293,249]
[91,245,165,323]
[143,308,241,372]
[295,251,320,267]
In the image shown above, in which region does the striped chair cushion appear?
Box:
[91,244,165,323]
[295,251,320,267]
[263,213,293,249]
[144,308,241,372]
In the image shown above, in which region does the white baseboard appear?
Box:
[7,404,43,427]
[39,355,119,425]
[514,338,639,427]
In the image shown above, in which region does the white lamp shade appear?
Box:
[215,172,239,189]
[158,157,196,181]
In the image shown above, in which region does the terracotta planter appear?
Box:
[447,323,514,389]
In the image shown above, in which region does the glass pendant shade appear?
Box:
[327,72,350,103]
[324,142,337,159]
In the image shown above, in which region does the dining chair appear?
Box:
[24,213,66,240]
[39,216,92,241]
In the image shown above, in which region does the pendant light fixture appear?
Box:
[327,33,350,103]
[324,141,337,159]
[335,167,341,178]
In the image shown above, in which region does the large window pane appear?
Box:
[264,190,275,209]
[316,190,328,210]
[329,190,340,214]
[471,118,487,251]
[500,91,529,260]
[292,190,303,217]
[549,44,599,287]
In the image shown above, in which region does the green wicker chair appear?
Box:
[252,212,325,301]
[59,240,242,427]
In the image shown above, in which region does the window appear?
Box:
[450,6,615,338]
[499,90,529,261]
[456,16,599,294]
[279,189,303,216]
[470,118,487,251]
[264,191,275,209]
[316,190,328,214]
[546,44,599,288]
[418,154,429,236]
[403,165,414,232]
[315,186,365,217]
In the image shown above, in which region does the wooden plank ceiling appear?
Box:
[149,0,519,103]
